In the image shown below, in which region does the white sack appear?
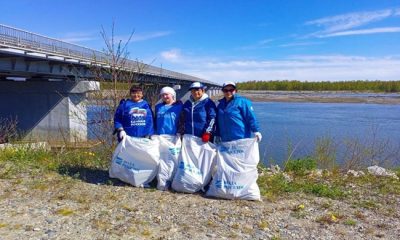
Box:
[109,136,160,187]
[172,134,216,193]
[152,135,182,190]
[206,138,261,201]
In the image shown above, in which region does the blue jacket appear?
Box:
[183,94,217,137]
[155,101,183,135]
[216,94,260,142]
[114,99,154,137]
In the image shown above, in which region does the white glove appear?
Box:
[254,132,262,142]
[118,130,127,140]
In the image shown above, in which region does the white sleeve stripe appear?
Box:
[206,118,215,133]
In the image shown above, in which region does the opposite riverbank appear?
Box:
[236,90,400,104]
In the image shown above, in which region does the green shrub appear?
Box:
[284,157,317,176]
[0,147,54,178]
[313,135,337,169]
[303,182,346,199]
[257,173,295,198]
[0,145,111,179]
[395,168,400,178]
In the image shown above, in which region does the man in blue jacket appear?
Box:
[216,81,262,142]
[182,82,217,142]
[114,86,154,141]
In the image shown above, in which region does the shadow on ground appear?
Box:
[57,166,127,186]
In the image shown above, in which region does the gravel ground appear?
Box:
[0,172,399,240]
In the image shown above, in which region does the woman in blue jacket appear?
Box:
[182,82,217,142]
[114,86,154,141]
[155,86,183,135]
[216,82,262,142]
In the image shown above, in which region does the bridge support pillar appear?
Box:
[0,80,100,142]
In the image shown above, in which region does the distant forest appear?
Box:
[236,80,400,92]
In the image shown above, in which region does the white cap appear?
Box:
[189,82,206,90]
[222,81,236,89]
[160,86,176,99]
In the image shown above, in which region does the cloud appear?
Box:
[131,31,172,42]
[396,8,400,16]
[237,38,274,50]
[111,31,172,44]
[306,9,393,32]
[306,7,400,38]
[160,48,182,62]
[279,41,323,47]
[258,39,274,45]
[162,52,400,83]
[59,31,99,43]
[320,27,400,37]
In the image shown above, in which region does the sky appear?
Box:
[1,0,400,83]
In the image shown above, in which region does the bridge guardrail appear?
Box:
[0,24,217,85]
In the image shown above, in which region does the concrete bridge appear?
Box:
[0,24,221,142]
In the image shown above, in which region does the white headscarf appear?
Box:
[160,86,176,100]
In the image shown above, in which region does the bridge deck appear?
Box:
[0,24,219,86]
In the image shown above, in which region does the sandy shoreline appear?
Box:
[228,91,400,104]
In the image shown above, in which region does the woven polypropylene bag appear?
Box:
[109,136,160,187]
[206,138,261,201]
[172,134,216,193]
[153,135,182,191]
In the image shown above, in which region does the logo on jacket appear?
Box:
[129,107,147,126]
[129,107,147,117]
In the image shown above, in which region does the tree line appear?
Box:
[236,80,400,92]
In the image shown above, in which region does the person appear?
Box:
[155,86,183,135]
[182,82,217,142]
[114,85,154,141]
[216,81,262,142]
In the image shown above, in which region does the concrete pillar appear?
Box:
[175,83,192,102]
[0,80,99,142]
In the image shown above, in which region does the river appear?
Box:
[254,102,400,166]
[87,100,400,167]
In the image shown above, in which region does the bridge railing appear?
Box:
[0,24,107,62]
[0,24,214,84]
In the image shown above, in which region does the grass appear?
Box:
[1,144,399,205]
[258,159,347,200]
[284,157,317,176]
[55,208,75,216]
[141,229,152,237]
[257,174,347,200]
[395,167,400,178]
[354,200,379,210]
[303,182,346,199]
[258,156,400,201]
[0,144,110,179]
[257,220,269,230]
[343,218,357,226]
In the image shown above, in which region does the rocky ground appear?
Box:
[0,171,399,240]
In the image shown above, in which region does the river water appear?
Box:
[88,100,400,167]
[254,102,400,166]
